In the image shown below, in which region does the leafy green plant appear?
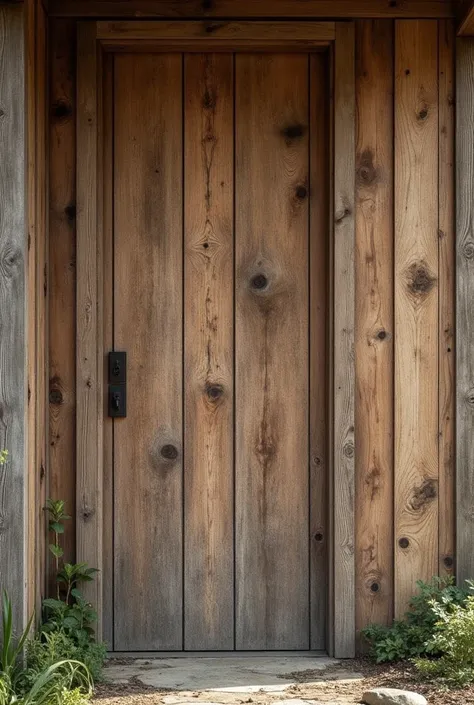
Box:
[0,451,7,466]
[0,593,92,705]
[362,576,469,663]
[26,633,106,686]
[42,500,105,682]
[414,583,474,685]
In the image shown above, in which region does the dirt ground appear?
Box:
[94,659,474,705]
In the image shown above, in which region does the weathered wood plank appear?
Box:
[113,53,183,650]
[333,21,356,658]
[184,53,234,650]
[438,19,455,577]
[0,5,26,629]
[76,21,103,628]
[310,51,329,651]
[355,19,394,635]
[49,0,455,19]
[235,53,310,650]
[49,18,77,580]
[394,20,439,616]
[456,37,474,583]
[101,53,114,649]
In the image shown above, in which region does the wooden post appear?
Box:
[0,4,26,629]
[456,37,474,584]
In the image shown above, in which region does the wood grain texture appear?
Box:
[76,21,103,627]
[458,0,474,34]
[101,54,114,649]
[355,19,394,635]
[184,53,234,650]
[97,20,335,44]
[49,18,77,578]
[113,53,183,650]
[49,0,455,19]
[0,5,26,629]
[438,20,455,577]
[456,37,474,583]
[394,20,439,616]
[333,21,356,658]
[309,51,329,651]
[235,53,309,650]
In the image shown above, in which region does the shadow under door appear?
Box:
[104,50,329,651]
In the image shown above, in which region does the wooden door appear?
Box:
[109,50,328,651]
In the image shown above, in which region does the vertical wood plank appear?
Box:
[113,54,183,650]
[35,0,48,611]
[235,53,309,650]
[310,51,329,651]
[184,53,234,650]
[49,18,77,575]
[333,21,355,658]
[438,19,455,578]
[394,20,439,616]
[456,37,474,584]
[76,22,102,628]
[49,16,76,576]
[355,19,394,635]
[101,54,114,649]
[0,5,26,628]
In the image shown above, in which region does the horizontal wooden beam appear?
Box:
[97,20,335,47]
[48,0,455,19]
[458,0,474,33]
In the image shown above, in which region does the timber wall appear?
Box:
[47,17,455,641]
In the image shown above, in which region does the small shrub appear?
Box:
[362,576,469,663]
[27,633,106,685]
[0,593,92,705]
[414,586,474,686]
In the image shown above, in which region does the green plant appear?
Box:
[414,583,474,685]
[362,576,469,663]
[26,633,106,686]
[0,593,92,705]
[0,451,7,466]
[42,501,105,682]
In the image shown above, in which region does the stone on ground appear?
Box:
[362,688,427,705]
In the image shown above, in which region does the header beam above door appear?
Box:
[48,0,454,18]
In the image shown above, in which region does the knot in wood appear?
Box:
[406,262,436,296]
[335,205,352,224]
[356,149,377,186]
[417,106,428,121]
[295,185,307,200]
[201,0,214,10]
[376,329,387,341]
[398,537,409,549]
[314,531,324,542]
[161,444,178,461]
[343,441,354,459]
[82,506,94,521]
[466,388,474,408]
[49,388,63,405]
[443,555,454,569]
[205,382,224,401]
[65,204,76,223]
[370,582,380,593]
[52,99,72,121]
[281,123,306,144]
[204,22,223,34]
[463,241,474,260]
[1,244,22,279]
[410,478,437,511]
[251,273,268,291]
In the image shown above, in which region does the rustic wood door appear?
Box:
[107,50,328,652]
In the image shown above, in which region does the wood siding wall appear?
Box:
[48,18,455,644]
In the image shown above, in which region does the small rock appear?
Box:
[362,688,427,705]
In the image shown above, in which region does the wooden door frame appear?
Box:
[76,20,355,658]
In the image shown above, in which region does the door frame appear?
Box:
[76,20,355,657]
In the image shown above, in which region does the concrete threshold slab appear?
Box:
[104,655,362,693]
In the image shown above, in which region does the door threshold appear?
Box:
[107,651,328,659]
